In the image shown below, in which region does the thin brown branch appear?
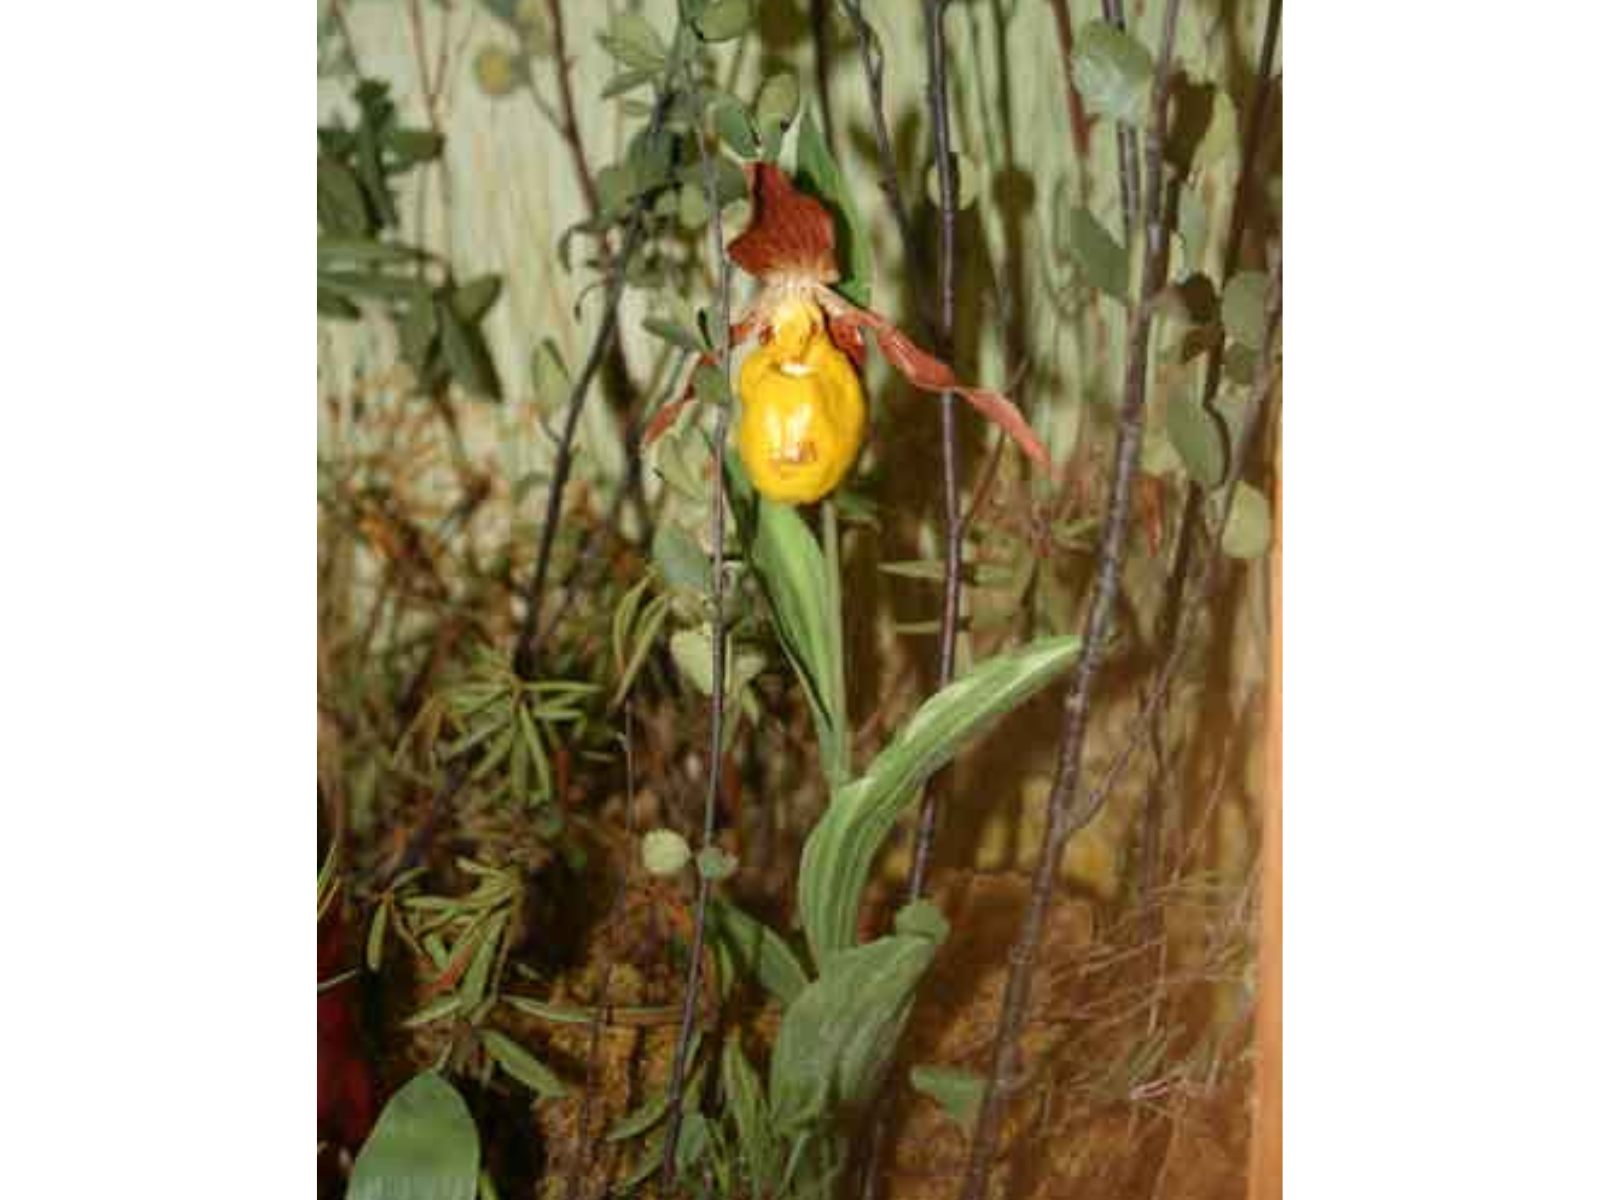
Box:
[532,0,652,548]
[1044,0,1092,160]
[958,3,1185,1196]
[545,0,602,225]
[1100,0,1141,243]
[511,87,674,681]
[659,123,736,1190]
[856,9,963,1195]
[564,704,639,1200]
[836,0,926,331]
[908,0,962,900]
[1081,265,1282,838]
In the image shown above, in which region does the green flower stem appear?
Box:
[822,496,851,788]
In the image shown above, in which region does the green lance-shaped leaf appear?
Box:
[348,1072,480,1200]
[768,903,947,1132]
[529,337,570,411]
[317,236,429,269]
[726,452,848,787]
[599,12,667,71]
[318,155,371,237]
[437,297,503,401]
[795,108,873,308]
[707,897,810,1005]
[798,636,1080,963]
[722,1038,781,1192]
[481,1029,568,1099]
[449,274,502,325]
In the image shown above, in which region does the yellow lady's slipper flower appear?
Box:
[736,296,865,504]
[647,163,1053,506]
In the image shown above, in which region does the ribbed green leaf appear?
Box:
[726,452,847,786]
[798,636,1080,962]
[722,1038,779,1192]
[768,913,946,1132]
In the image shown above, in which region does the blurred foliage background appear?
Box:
[317,1,1280,1197]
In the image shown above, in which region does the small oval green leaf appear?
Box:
[1071,21,1156,127]
[1167,394,1227,489]
[696,0,753,42]
[1220,482,1272,560]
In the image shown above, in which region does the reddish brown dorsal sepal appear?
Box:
[642,317,756,447]
[728,164,840,283]
[825,297,1057,476]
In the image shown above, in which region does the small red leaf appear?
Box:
[641,319,756,446]
[728,164,840,282]
[828,300,1055,472]
[644,392,695,447]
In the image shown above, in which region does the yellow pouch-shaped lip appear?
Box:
[737,302,865,505]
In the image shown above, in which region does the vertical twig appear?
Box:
[511,89,674,681]
[1139,0,1281,907]
[822,498,851,788]
[850,7,966,1192]
[659,119,736,1189]
[544,0,602,220]
[907,0,961,901]
[534,0,653,542]
[1066,265,1282,844]
[958,4,1185,1197]
[564,703,639,1200]
[1044,0,1092,161]
[836,1,924,330]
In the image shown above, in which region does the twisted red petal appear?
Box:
[728,164,840,283]
[824,310,867,370]
[826,299,1054,472]
[642,317,757,447]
